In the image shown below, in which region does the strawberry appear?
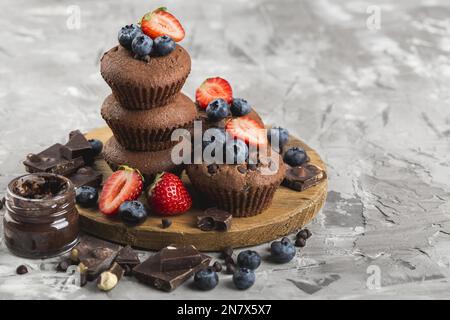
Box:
[195,77,233,110]
[147,172,192,216]
[99,166,144,216]
[225,116,268,146]
[141,7,185,42]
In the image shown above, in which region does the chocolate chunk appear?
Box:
[207,164,218,174]
[61,130,95,165]
[296,228,312,240]
[212,261,222,272]
[16,265,28,275]
[161,218,172,229]
[282,164,326,192]
[220,247,233,259]
[115,245,140,276]
[71,236,121,281]
[133,252,211,292]
[295,237,306,247]
[197,208,232,231]
[56,259,71,272]
[159,245,203,272]
[237,166,247,174]
[23,144,85,176]
[225,263,236,274]
[68,166,102,188]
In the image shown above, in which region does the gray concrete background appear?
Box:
[0,0,449,299]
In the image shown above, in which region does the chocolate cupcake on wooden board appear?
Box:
[101,8,190,110]
[102,136,183,182]
[101,93,197,151]
[186,77,286,217]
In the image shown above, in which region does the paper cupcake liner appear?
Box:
[105,75,188,110]
[104,118,194,152]
[189,181,280,217]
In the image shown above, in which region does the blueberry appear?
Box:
[131,34,153,58]
[118,201,148,225]
[237,250,261,270]
[230,98,251,117]
[206,99,230,122]
[153,35,176,56]
[75,186,98,208]
[233,268,255,290]
[118,24,142,50]
[88,139,103,156]
[270,239,296,263]
[283,147,308,167]
[268,127,289,151]
[225,139,248,164]
[194,267,219,290]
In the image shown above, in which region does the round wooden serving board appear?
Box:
[80,127,328,252]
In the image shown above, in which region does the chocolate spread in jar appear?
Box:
[3,173,79,259]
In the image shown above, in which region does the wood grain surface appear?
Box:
[80,126,328,251]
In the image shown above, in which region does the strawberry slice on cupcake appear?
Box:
[99,166,144,215]
[195,77,233,109]
[226,116,267,147]
[141,7,185,42]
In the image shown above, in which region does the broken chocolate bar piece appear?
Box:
[159,245,203,272]
[61,130,95,165]
[197,208,232,231]
[282,164,326,191]
[115,245,140,276]
[23,143,84,176]
[133,252,211,292]
[71,236,121,281]
[68,166,102,188]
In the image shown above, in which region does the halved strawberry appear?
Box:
[141,7,185,42]
[99,166,144,215]
[225,116,268,146]
[195,77,233,110]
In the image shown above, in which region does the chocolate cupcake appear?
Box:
[186,153,286,217]
[101,93,197,151]
[101,45,191,110]
[102,136,183,182]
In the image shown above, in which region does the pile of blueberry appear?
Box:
[118,24,176,60]
[193,229,312,290]
[206,97,251,122]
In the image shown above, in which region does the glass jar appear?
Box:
[3,173,79,259]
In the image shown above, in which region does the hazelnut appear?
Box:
[97,271,118,291]
[70,248,79,262]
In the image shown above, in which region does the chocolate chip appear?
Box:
[161,218,172,229]
[295,237,306,248]
[26,153,41,163]
[237,166,247,174]
[221,247,233,259]
[207,164,218,174]
[16,265,28,275]
[296,228,312,240]
[247,163,257,171]
[225,263,236,274]
[56,260,71,272]
[212,261,222,272]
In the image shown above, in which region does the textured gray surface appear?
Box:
[0,0,449,299]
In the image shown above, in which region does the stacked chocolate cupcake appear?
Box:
[100,44,196,181]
